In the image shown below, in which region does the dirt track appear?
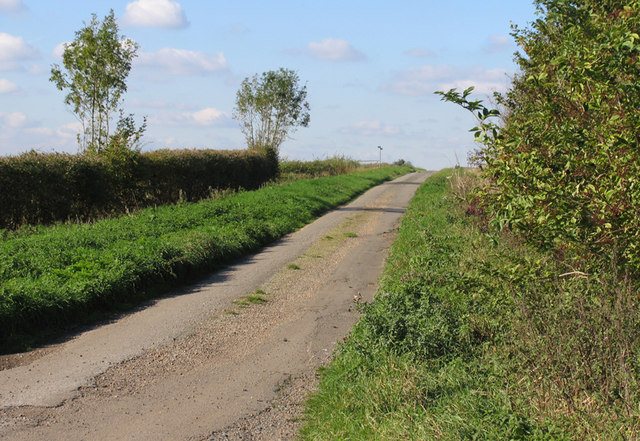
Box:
[0,170,429,441]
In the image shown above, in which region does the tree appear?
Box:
[233,68,310,154]
[50,10,143,153]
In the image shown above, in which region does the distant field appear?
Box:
[0,166,413,353]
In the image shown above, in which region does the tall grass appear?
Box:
[0,166,411,353]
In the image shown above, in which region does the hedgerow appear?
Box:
[279,155,360,179]
[0,148,278,229]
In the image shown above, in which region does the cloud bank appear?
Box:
[385,65,511,96]
[0,0,26,14]
[340,120,401,137]
[150,107,233,127]
[307,38,365,61]
[483,35,512,54]
[137,48,228,75]
[0,78,19,93]
[0,32,39,70]
[122,0,189,29]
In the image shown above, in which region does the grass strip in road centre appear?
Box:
[0,166,412,352]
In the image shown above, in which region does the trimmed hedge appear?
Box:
[0,148,278,229]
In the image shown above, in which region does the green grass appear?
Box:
[300,170,567,440]
[287,263,301,270]
[0,166,412,353]
[233,294,268,309]
[301,168,640,439]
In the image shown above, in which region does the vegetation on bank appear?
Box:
[0,166,412,353]
[302,169,639,439]
[304,2,640,438]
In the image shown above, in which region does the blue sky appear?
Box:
[0,0,537,169]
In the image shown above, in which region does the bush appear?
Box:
[0,148,278,229]
[439,1,640,275]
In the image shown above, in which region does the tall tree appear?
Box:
[50,10,141,152]
[233,68,310,154]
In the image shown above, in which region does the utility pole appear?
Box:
[378,145,383,167]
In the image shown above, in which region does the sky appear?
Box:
[0,0,538,169]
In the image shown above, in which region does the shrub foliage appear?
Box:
[439,0,640,274]
[433,0,640,436]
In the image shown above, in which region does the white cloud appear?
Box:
[151,107,233,127]
[405,48,436,58]
[0,78,19,93]
[340,120,401,137]
[0,32,39,70]
[0,0,26,13]
[0,111,28,128]
[56,121,82,139]
[52,42,68,59]
[438,67,512,95]
[385,65,511,96]
[190,108,227,126]
[307,38,365,61]
[122,0,189,29]
[137,48,228,75]
[484,35,512,54]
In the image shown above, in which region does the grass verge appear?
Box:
[301,169,640,440]
[0,166,412,353]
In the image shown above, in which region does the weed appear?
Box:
[233,294,268,309]
[245,295,267,304]
[345,232,357,238]
[287,263,301,270]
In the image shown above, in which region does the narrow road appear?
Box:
[0,170,429,441]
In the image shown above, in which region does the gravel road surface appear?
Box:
[0,170,429,440]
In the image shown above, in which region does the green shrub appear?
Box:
[0,148,278,229]
[439,1,640,275]
[303,169,640,438]
[435,3,640,432]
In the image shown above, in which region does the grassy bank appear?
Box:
[301,169,639,440]
[0,166,412,353]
